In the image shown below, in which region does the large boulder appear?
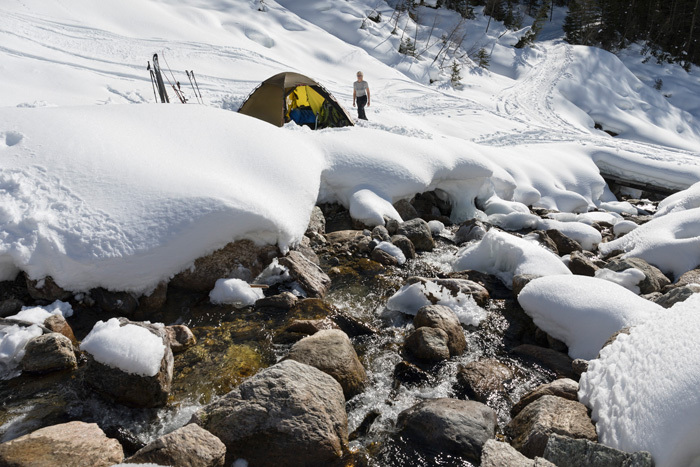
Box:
[543,433,653,467]
[604,256,671,294]
[397,218,434,252]
[482,439,556,467]
[454,219,489,245]
[511,345,576,379]
[126,423,226,467]
[511,378,579,417]
[285,329,367,399]
[171,239,279,291]
[191,359,348,466]
[567,251,599,276]
[456,359,513,404]
[81,318,174,408]
[414,305,466,356]
[396,398,496,464]
[20,333,77,374]
[278,250,332,298]
[0,421,124,467]
[404,327,451,362]
[505,395,597,458]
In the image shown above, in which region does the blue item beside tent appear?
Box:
[290,107,317,126]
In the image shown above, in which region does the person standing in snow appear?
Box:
[353,71,370,121]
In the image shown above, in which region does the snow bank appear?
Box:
[453,230,571,287]
[598,207,700,280]
[80,318,166,377]
[518,275,662,359]
[536,218,602,251]
[209,278,264,306]
[579,293,700,467]
[386,280,486,326]
[594,268,646,294]
[655,181,700,217]
[9,300,73,324]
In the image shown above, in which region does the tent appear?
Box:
[238,72,354,129]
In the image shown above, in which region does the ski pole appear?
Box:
[191,70,204,104]
[147,61,158,103]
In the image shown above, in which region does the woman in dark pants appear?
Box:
[353,71,370,120]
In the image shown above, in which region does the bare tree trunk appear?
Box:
[687,0,700,56]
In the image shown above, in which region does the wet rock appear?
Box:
[506,395,597,458]
[654,284,700,308]
[349,410,381,442]
[456,359,514,404]
[330,313,377,337]
[510,378,580,418]
[543,433,653,467]
[568,250,599,276]
[546,229,582,255]
[407,276,490,308]
[26,276,72,302]
[21,333,77,374]
[285,317,339,335]
[605,256,671,294]
[412,191,451,220]
[0,421,124,466]
[324,229,365,248]
[371,247,399,266]
[396,398,496,464]
[449,270,510,300]
[82,319,173,408]
[306,205,326,236]
[255,291,298,311]
[454,219,489,245]
[390,234,416,260]
[285,329,367,399]
[513,274,541,297]
[482,439,556,467]
[393,198,419,221]
[126,423,226,467]
[397,218,434,252]
[414,305,466,356]
[171,239,279,292]
[44,314,77,344]
[511,345,576,379]
[90,287,139,316]
[404,327,451,362]
[138,281,168,311]
[371,225,391,241]
[393,360,433,387]
[191,359,348,466]
[166,324,197,353]
[278,250,331,298]
[0,298,24,318]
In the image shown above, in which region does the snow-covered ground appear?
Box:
[2,0,700,464]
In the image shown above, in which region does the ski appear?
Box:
[186,71,202,104]
[152,54,170,103]
[190,70,204,104]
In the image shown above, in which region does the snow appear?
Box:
[535,218,602,251]
[79,318,166,377]
[518,275,662,360]
[374,241,406,265]
[579,293,700,467]
[594,267,646,294]
[9,301,74,324]
[386,280,487,327]
[453,229,571,287]
[209,278,264,306]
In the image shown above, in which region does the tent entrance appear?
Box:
[286,85,324,128]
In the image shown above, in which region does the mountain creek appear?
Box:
[0,190,670,466]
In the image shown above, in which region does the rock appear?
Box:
[482,439,556,467]
[330,313,377,337]
[568,250,599,276]
[527,231,559,255]
[171,239,279,291]
[82,319,174,408]
[454,219,489,245]
[599,327,631,356]
[448,270,511,300]
[371,225,391,241]
[407,276,490,308]
[546,229,582,255]
[605,256,671,294]
[667,267,700,291]
[20,333,76,374]
[654,284,700,308]
[510,378,580,417]
[414,305,466,356]
[0,421,124,467]
[26,276,72,302]
[43,314,77,344]
[285,317,339,335]
[0,298,24,318]
[456,359,514,404]
[511,345,576,379]
[324,229,365,247]
[404,326,451,362]
[191,359,348,466]
[254,291,298,311]
[371,247,399,266]
[393,360,433,387]
[90,287,139,316]
[412,191,451,220]
[305,205,326,236]
[572,359,588,377]
[390,234,416,260]
[384,216,400,235]
[293,235,320,265]
[396,398,496,464]
[285,329,367,399]
[513,274,541,297]
[543,433,654,467]
[126,423,226,467]
[166,324,197,353]
[506,395,597,458]
[393,198,419,221]
[278,250,332,298]
[397,218,434,252]
[138,281,168,311]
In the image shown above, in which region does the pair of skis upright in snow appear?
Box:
[147,53,203,104]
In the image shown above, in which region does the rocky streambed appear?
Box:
[1,190,690,466]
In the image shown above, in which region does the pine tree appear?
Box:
[450,60,463,85]
[516,2,549,48]
[476,48,491,68]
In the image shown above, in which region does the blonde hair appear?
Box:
[357,71,363,76]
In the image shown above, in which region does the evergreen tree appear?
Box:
[450,60,463,85]
[516,3,550,47]
[476,47,491,68]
